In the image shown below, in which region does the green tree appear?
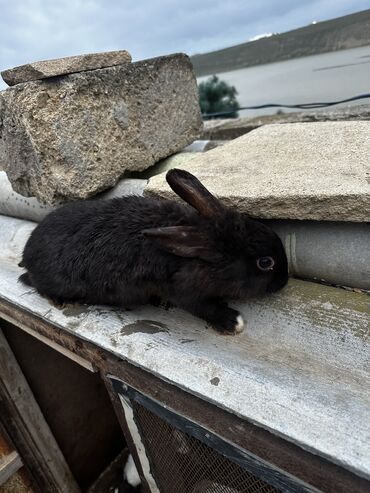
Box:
[198,75,239,119]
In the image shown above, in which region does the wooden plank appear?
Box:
[0,423,37,492]
[0,423,15,460]
[0,298,369,493]
[1,322,125,489]
[0,470,38,493]
[0,451,23,486]
[117,393,160,493]
[102,376,151,493]
[0,328,81,493]
[0,310,95,372]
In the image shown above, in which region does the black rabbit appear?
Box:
[19,169,288,334]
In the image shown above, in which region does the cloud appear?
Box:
[0,0,369,89]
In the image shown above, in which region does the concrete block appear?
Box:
[147,121,370,222]
[0,54,202,204]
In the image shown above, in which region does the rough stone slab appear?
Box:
[146,121,370,222]
[202,104,370,140]
[1,50,132,86]
[0,53,202,204]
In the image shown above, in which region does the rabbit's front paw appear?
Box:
[234,315,245,333]
[213,308,245,335]
[183,300,245,335]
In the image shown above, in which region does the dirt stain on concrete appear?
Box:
[121,319,169,336]
[210,377,220,386]
[62,305,89,317]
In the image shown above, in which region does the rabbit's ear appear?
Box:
[143,226,221,262]
[166,169,222,219]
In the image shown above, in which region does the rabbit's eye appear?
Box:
[257,256,275,271]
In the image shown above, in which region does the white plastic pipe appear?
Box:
[270,220,369,290]
[0,171,146,222]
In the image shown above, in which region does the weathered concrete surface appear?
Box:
[146,121,370,222]
[0,53,202,204]
[202,104,370,140]
[1,50,132,86]
[1,214,370,481]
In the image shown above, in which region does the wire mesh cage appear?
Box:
[133,402,280,493]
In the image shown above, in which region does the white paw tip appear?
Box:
[235,315,244,333]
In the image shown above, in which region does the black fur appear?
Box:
[19,169,288,333]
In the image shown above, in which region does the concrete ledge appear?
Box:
[146,121,370,222]
[201,104,370,140]
[0,214,369,480]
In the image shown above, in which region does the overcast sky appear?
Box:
[0,0,369,88]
